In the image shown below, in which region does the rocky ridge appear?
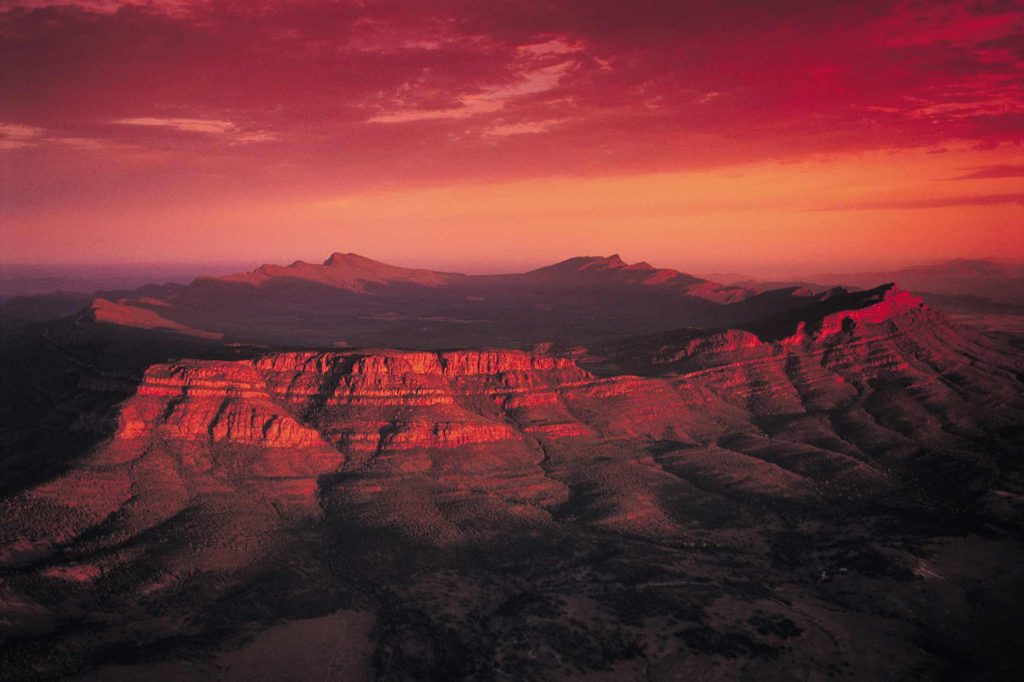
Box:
[5,283,1020,567]
[2,279,1024,680]
[81,252,779,348]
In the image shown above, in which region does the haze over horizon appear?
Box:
[1,0,1022,272]
[3,251,1024,283]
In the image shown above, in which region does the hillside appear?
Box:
[1,281,1022,678]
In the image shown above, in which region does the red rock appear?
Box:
[6,288,1022,563]
[118,361,325,449]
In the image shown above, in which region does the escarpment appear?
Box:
[97,348,606,465]
[5,288,1022,561]
[116,361,325,448]
[4,253,1024,681]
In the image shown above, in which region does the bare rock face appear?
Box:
[816,287,924,337]
[2,278,1024,681]
[256,349,592,452]
[117,361,324,449]
[4,286,1022,582]
[102,283,1019,544]
[0,359,346,572]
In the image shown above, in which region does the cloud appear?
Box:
[114,117,237,134]
[948,164,1024,180]
[0,122,45,148]
[368,51,575,125]
[3,0,190,13]
[0,121,111,150]
[483,119,566,136]
[1,0,1022,183]
[113,117,274,143]
[817,193,1024,211]
[233,131,277,144]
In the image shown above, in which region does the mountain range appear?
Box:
[1,254,1023,679]
[6,253,835,349]
[78,252,768,348]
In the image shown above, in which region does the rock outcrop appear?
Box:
[4,288,1022,567]
[116,361,326,449]
[4,266,1024,682]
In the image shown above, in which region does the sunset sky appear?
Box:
[1,0,1022,277]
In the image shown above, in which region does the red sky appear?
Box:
[1,0,1021,277]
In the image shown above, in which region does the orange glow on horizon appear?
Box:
[5,144,1021,278]
[1,0,1021,277]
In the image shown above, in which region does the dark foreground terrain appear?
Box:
[1,256,1023,680]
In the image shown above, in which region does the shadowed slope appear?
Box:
[5,285,1020,559]
[77,253,782,348]
[1,282,1022,679]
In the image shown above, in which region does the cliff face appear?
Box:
[255,350,591,450]
[4,288,1022,565]
[5,269,1024,681]
[117,362,324,448]
[96,349,598,460]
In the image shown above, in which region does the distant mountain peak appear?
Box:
[557,255,621,270]
[519,255,758,304]
[323,252,380,267]
[535,254,657,274]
